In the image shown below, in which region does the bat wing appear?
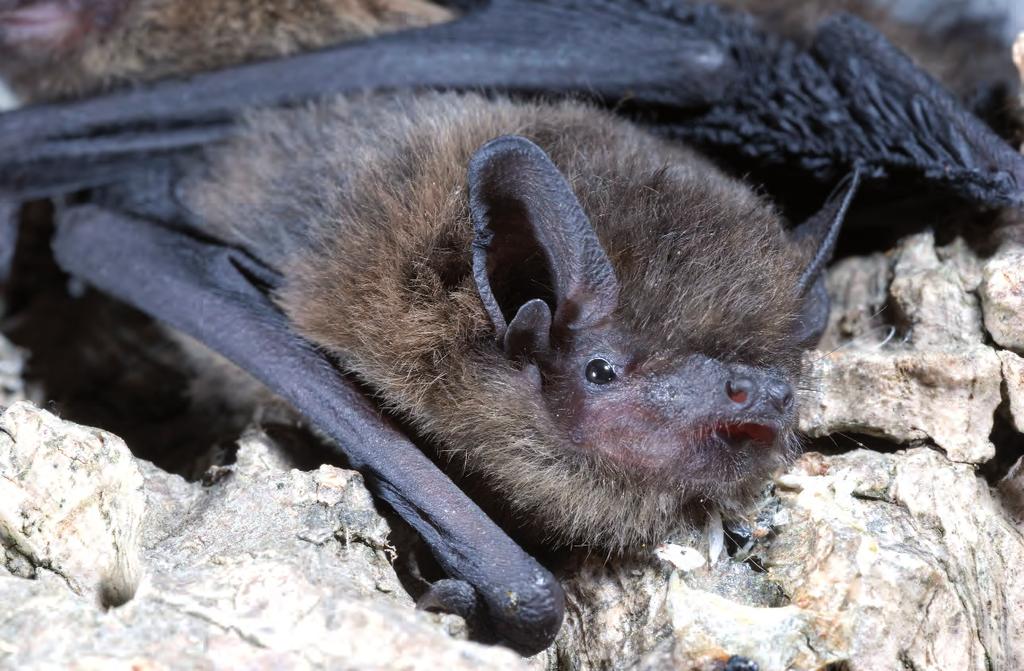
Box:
[49,205,564,655]
[1,1,1021,208]
[0,0,733,198]
[667,11,1024,208]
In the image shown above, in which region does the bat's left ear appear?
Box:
[468,135,619,359]
[791,169,862,347]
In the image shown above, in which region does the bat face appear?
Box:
[540,340,795,485]
[415,127,815,553]
[468,135,794,493]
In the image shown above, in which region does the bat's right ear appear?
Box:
[791,169,862,347]
[468,135,619,360]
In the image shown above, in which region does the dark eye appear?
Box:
[585,358,617,385]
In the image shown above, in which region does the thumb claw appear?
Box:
[416,578,480,621]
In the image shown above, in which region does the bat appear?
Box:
[182,91,861,550]
[1,0,1022,656]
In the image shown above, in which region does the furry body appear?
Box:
[184,93,809,549]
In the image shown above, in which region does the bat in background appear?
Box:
[1,0,1022,656]
[0,0,452,102]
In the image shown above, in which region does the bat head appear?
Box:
[468,134,853,547]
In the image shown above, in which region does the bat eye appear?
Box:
[585,358,616,385]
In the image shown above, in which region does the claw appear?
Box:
[416,579,480,621]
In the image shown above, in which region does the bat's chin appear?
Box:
[525,422,795,551]
[590,420,789,486]
[682,421,787,485]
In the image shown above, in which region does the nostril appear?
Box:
[725,378,752,405]
[766,380,794,413]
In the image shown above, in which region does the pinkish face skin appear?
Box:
[537,322,796,486]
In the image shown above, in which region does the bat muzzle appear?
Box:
[644,355,795,429]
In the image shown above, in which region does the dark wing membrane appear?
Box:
[0,198,16,283]
[0,0,734,199]
[664,12,1024,208]
[1,1,1020,208]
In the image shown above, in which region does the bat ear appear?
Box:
[793,168,861,293]
[791,169,862,346]
[468,135,619,358]
[792,275,830,348]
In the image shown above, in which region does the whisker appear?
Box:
[807,323,903,364]
[834,431,870,450]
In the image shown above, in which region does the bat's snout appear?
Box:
[645,355,796,429]
[708,367,795,457]
[724,373,794,417]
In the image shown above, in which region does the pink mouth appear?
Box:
[717,422,777,445]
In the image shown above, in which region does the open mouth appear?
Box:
[716,422,777,445]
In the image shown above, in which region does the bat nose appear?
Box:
[725,377,754,405]
[726,375,793,414]
[765,379,794,413]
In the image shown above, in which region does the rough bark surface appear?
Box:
[0,401,526,671]
[799,231,1006,463]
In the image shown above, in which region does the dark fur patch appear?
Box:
[715,0,1017,99]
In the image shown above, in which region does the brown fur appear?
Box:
[184,93,809,550]
[6,0,1012,549]
[2,0,453,102]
